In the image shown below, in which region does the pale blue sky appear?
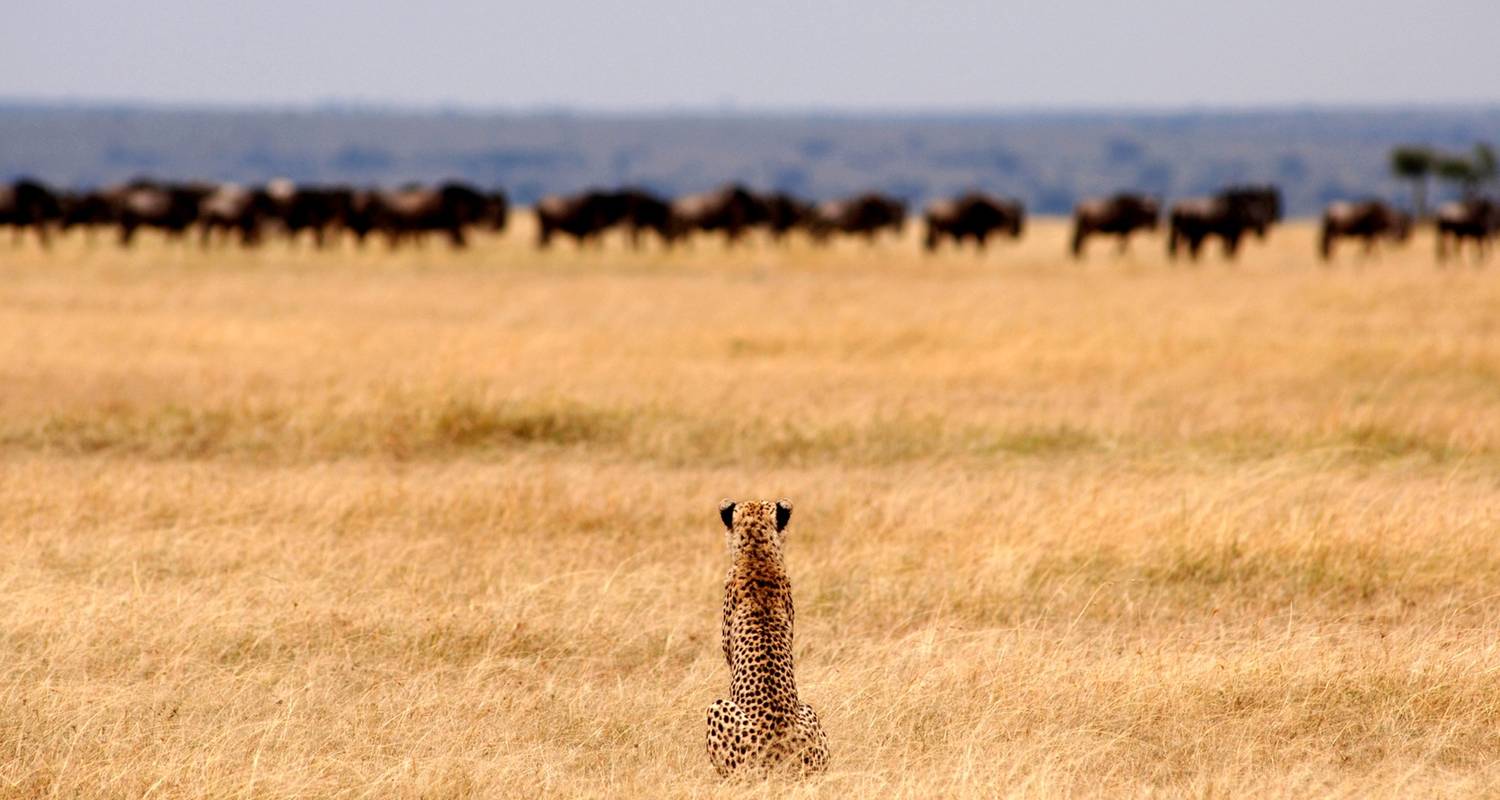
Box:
[3,0,1497,110]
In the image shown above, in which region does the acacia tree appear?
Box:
[1430,143,1497,202]
[1437,155,1480,200]
[1471,143,1497,192]
[1390,146,1435,217]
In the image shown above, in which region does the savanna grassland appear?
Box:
[2,219,1500,798]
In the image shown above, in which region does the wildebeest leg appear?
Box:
[1319,223,1335,262]
[976,232,989,252]
[1224,232,1241,260]
[1070,225,1086,258]
[119,220,138,247]
[1188,235,1203,261]
[1116,234,1128,256]
[448,225,467,249]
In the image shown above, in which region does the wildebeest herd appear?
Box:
[535,185,917,248]
[0,178,509,250]
[1,175,1495,262]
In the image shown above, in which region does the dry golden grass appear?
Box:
[3,216,1500,797]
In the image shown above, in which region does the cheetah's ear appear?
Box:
[774,499,793,532]
[719,499,736,530]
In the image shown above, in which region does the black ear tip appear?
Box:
[774,499,793,531]
[719,499,736,529]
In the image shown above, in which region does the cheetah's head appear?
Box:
[718,498,793,552]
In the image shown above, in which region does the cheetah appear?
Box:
[706,498,829,778]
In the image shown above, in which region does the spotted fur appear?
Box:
[706,499,829,778]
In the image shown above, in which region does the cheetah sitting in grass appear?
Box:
[706,499,829,778]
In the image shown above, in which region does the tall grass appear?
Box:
[1,219,1498,797]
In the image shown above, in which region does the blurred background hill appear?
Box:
[4,103,1497,216]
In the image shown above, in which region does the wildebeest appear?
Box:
[1167,187,1281,261]
[1318,200,1411,261]
[672,184,770,244]
[266,181,355,247]
[112,180,212,245]
[923,192,1024,252]
[1070,193,1159,257]
[759,192,819,242]
[612,188,678,246]
[1435,198,1499,263]
[58,190,117,241]
[535,190,630,247]
[340,188,379,244]
[434,181,507,235]
[814,193,907,243]
[534,187,677,247]
[359,182,498,248]
[1221,185,1282,238]
[198,184,279,247]
[0,178,63,246]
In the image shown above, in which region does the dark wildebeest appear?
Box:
[1318,200,1412,261]
[1435,198,1500,263]
[58,190,117,242]
[535,188,676,248]
[342,188,381,245]
[266,181,355,247]
[0,178,64,246]
[363,183,491,248]
[1221,185,1282,238]
[112,180,212,246]
[1070,193,1159,257]
[762,192,818,242]
[1167,188,1280,261]
[612,188,678,246]
[535,190,631,248]
[924,192,1024,252]
[672,184,770,245]
[198,184,279,247]
[815,193,907,243]
[435,181,507,233]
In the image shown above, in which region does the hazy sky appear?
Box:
[4,0,1498,111]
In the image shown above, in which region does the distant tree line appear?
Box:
[7,106,1500,218]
